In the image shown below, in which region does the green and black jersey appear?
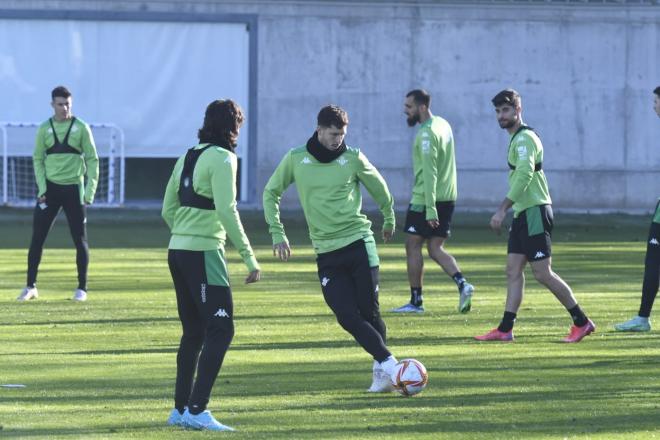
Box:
[33,117,99,204]
[263,145,395,259]
[161,144,259,273]
[506,127,552,217]
[410,116,457,220]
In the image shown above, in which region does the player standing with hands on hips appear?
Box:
[263,105,401,393]
[18,86,99,302]
[475,89,595,343]
[162,99,260,431]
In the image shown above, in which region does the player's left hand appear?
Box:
[245,269,261,284]
[427,219,440,229]
[382,229,393,243]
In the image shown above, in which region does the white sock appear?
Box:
[637,316,650,322]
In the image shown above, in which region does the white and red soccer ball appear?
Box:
[391,358,428,396]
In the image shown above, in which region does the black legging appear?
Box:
[27,180,88,290]
[168,249,234,414]
[316,240,391,363]
[639,222,660,318]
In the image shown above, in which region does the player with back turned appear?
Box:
[162,99,260,431]
[475,89,595,343]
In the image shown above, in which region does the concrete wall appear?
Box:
[2,1,659,211]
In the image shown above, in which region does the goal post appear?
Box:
[0,122,125,207]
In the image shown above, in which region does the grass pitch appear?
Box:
[0,208,659,439]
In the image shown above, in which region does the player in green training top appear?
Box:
[391,89,474,314]
[615,86,660,332]
[162,99,260,431]
[264,105,402,393]
[475,89,595,343]
[18,86,99,302]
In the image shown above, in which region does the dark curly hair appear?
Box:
[198,99,244,151]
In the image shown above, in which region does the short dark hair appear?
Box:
[654,86,660,96]
[317,105,349,128]
[51,86,71,100]
[492,89,521,108]
[406,89,431,107]
[197,99,244,151]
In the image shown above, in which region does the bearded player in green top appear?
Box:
[18,86,99,302]
[475,89,595,343]
[264,105,402,393]
[391,89,474,314]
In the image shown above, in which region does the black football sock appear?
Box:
[497,311,517,333]
[410,287,423,306]
[568,304,588,327]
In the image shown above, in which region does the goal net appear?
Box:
[0,122,125,207]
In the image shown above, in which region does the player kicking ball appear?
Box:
[264,105,400,392]
[615,86,660,333]
[475,89,595,343]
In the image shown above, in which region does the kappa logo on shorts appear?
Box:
[214,308,229,318]
[200,283,207,303]
[407,226,417,233]
[321,277,330,287]
[650,238,659,246]
[534,251,546,259]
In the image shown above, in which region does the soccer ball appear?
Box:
[392,359,428,396]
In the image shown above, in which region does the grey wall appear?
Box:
[2,1,659,212]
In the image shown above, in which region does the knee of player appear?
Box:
[206,320,235,340]
[505,265,523,280]
[530,265,553,283]
[336,313,361,331]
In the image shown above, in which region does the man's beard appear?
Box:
[499,118,516,129]
[406,114,419,127]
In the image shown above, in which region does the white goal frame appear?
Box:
[0,121,125,207]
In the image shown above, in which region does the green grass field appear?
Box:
[1,208,659,439]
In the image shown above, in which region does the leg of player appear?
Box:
[391,234,425,313]
[615,221,660,332]
[62,184,89,301]
[19,192,61,301]
[530,258,595,342]
[167,250,201,427]
[184,284,234,430]
[318,245,397,392]
[427,236,474,313]
[172,250,235,431]
[475,253,526,341]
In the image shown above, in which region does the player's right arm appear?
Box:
[263,151,295,261]
[33,124,48,200]
[161,157,182,230]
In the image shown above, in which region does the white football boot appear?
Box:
[367,358,396,393]
[17,287,38,301]
[182,409,235,431]
[73,289,87,302]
